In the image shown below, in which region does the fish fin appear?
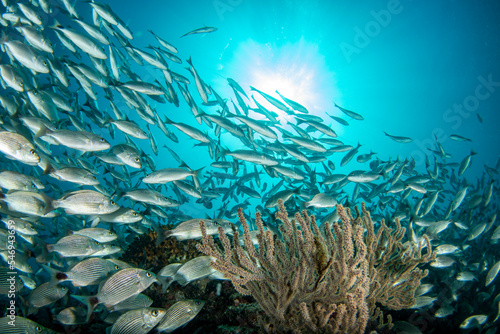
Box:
[157,277,173,293]
[89,217,100,228]
[49,19,63,30]
[46,243,55,252]
[154,226,172,246]
[42,264,68,286]
[71,295,99,322]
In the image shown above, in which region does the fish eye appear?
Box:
[132,212,138,216]
[29,149,36,155]
[152,310,159,316]
[146,272,152,277]
[108,231,114,235]
[134,157,140,162]
[35,326,42,332]
[43,61,47,66]
[114,265,120,270]
[94,241,99,245]
[110,200,115,205]
[99,138,106,142]
[196,301,202,305]
[19,82,23,87]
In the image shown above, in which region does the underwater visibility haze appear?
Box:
[0,0,499,333]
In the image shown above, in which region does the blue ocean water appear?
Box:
[110,0,500,180]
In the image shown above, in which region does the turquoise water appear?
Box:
[113,0,500,178]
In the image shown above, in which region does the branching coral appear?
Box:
[197,200,434,333]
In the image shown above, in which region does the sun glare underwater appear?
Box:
[0,0,500,333]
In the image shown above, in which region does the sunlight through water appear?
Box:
[216,37,344,146]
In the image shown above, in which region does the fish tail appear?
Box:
[156,230,172,246]
[71,295,99,322]
[153,223,172,246]
[193,167,204,179]
[49,19,63,30]
[163,115,173,124]
[0,31,9,45]
[46,243,55,252]
[157,276,173,293]
[18,295,29,316]
[41,264,68,286]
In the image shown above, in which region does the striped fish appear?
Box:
[53,190,119,215]
[157,263,182,292]
[0,266,23,294]
[486,260,500,286]
[47,235,104,257]
[111,293,153,312]
[156,300,205,333]
[174,256,216,286]
[55,306,87,325]
[0,316,57,333]
[45,258,121,287]
[111,307,166,334]
[27,282,67,314]
[73,268,157,321]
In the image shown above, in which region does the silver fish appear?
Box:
[53,190,119,215]
[486,260,500,286]
[47,235,104,257]
[97,207,143,224]
[73,268,157,320]
[159,218,233,242]
[45,258,121,287]
[111,307,166,334]
[110,120,148,139]
[0,64,25,92]
[49,167,99,185]
[111,293,153,312]
[45,130,110,152]
[156,300,205,333]
[334,102,364,120]
[304,193,337,208]
[26,282,68,315]
[124,189,179,207]
[1,38,49,73]
[0,316,57,333]
[0,170,37,191]
[143,168,201,184]
[0,132,39,165]
[73,227,117,243]
[51,24,107,59]
[55,306,88,325]
[174,256,217,286]
[384,131,413,143]
[157,263,182,292]
[0,190,53,216]
[181,26,217,37]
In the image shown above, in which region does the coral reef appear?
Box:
[119,228,204,272]
[197,199,434,333]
